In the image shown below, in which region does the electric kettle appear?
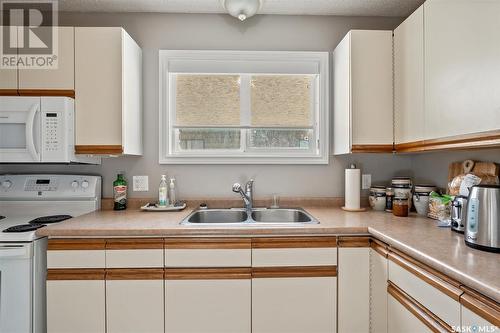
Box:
[465,185,500,252]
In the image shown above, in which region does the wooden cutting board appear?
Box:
[448,161,499,182]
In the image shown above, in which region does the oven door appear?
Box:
[0,97,41,163]
[0,243,33,333]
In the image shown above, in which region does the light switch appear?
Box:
[362,174,371,190]
[133,176,149,192]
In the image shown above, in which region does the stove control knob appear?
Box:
[71,180,79,189]
[81,180,89,189]
[2,180,12,189]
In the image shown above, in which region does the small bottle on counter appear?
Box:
[169,178,177,206]
[158,175,169,207]
[393,196,409,217]
[385,187,394,212]
[113,172,127,210]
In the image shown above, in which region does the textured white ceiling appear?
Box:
[58,0,424,17]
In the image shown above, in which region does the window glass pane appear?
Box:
[175,75,241,126]
[251,75,313,127]
[248,129,312,149]
[177,128,241,150]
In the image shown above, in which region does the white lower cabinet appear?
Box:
[252,276,337,333]
[369,245,389,333]
[47,279,105,333]
[106,279,164,333]
[165,278,251,333]
[387,292,432,333]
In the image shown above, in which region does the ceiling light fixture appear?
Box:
[223,0,262,21]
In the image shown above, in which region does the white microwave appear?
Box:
[0,96,99,163]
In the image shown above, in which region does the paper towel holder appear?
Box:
[341,163,367,212]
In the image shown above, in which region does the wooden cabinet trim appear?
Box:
[47,268,105,280]
[75,145,124,155]
[165,267,252,280]
[395,130,500,152]
[48,238,106,250]
[165,238,251,249]
[18,89,75,98]
[351,144,394,153]
[460,287,500,327]
[388,250,462,301]
[0,89,19,96]
[252,237,337,249]
[106,268,165,280]
[388,282,454,333]
[106,238,164,250]
[337,236,370,248]
[252,266,337,278]
[370,238,389,257]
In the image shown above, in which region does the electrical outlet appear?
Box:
[362,174,372,190]
[133,176,149,192]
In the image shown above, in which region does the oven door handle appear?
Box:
[0,245,30,258]
[26,103,40,162]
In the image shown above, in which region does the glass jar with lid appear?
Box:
[369,186,387,211]
[393,196,409,217]
[392,177,412,211]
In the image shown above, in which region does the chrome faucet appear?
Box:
[232,179,254,212]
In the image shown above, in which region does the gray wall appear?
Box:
[4,12,498,199]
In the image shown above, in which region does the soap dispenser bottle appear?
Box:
[169,178,177,205]
[158,175,169,207]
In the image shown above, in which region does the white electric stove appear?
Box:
[0,174,101,333]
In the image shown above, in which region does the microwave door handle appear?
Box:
[26,104,40,161]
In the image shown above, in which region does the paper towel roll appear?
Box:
[345,167,361,210]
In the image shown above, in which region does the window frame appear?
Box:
[159,50,329,164]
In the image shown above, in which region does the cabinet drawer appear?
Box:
[165,238,251,268]
[48,239,106,269]
[388,251,462,327]
[106,239,164,268]
[252,237,337,267]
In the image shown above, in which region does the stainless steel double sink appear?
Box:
[181,208,319,226]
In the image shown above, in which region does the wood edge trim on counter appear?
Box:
[106,268,165,280]
[388,251,462,301]
[48,238,106,250]
[337,236,371,248]
[351,144,394,153]
[460,287,500,327]
[252,237,337,249]
[370,238,389,257]
[165,268,252,280]
[164,238,251,249]
[17,89,75,98]
[47,268,105,280]
[395,130,500,152]
[0,89,19,96]
[75,145,124,155]
[388,282,454,333]
[106,238,164,250]
[252,266,337,278]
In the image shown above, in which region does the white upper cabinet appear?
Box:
[333,30,394,154]
[18,27,75,90]
[0,26,18,91]
[74,27,142,156]
[424,0,500,140]
[394,5,424,146]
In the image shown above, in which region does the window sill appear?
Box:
[159,155,329,165]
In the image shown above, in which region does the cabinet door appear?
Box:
[165,272,251,333]
[338,246,370,333]
[107,278,164,333]
[424,0,500,140]
[387,292,432,333]
[47,278,105,333]
[18,27,74,90]
[75,27,123,147]
[370,245,388,333]
[394,6,424,145]
[0,26,18,90]
[252,275,337,333]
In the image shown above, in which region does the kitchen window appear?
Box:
[159,50,329,164]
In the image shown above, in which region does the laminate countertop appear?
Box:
[37,206,500,303]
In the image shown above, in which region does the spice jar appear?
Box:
[393,196,409,217]
[385,187,394,212]
[392,177,412,211]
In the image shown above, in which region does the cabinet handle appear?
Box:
[460,287,500,327]
[165,268,251,280]
[388,282,454,333]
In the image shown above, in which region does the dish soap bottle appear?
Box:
[169,178,177,206]
[113,172,127,210]
[158,175,169,207]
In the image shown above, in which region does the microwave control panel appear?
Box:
[42,111,63,154]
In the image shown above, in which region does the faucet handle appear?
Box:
[232,183,242,193]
